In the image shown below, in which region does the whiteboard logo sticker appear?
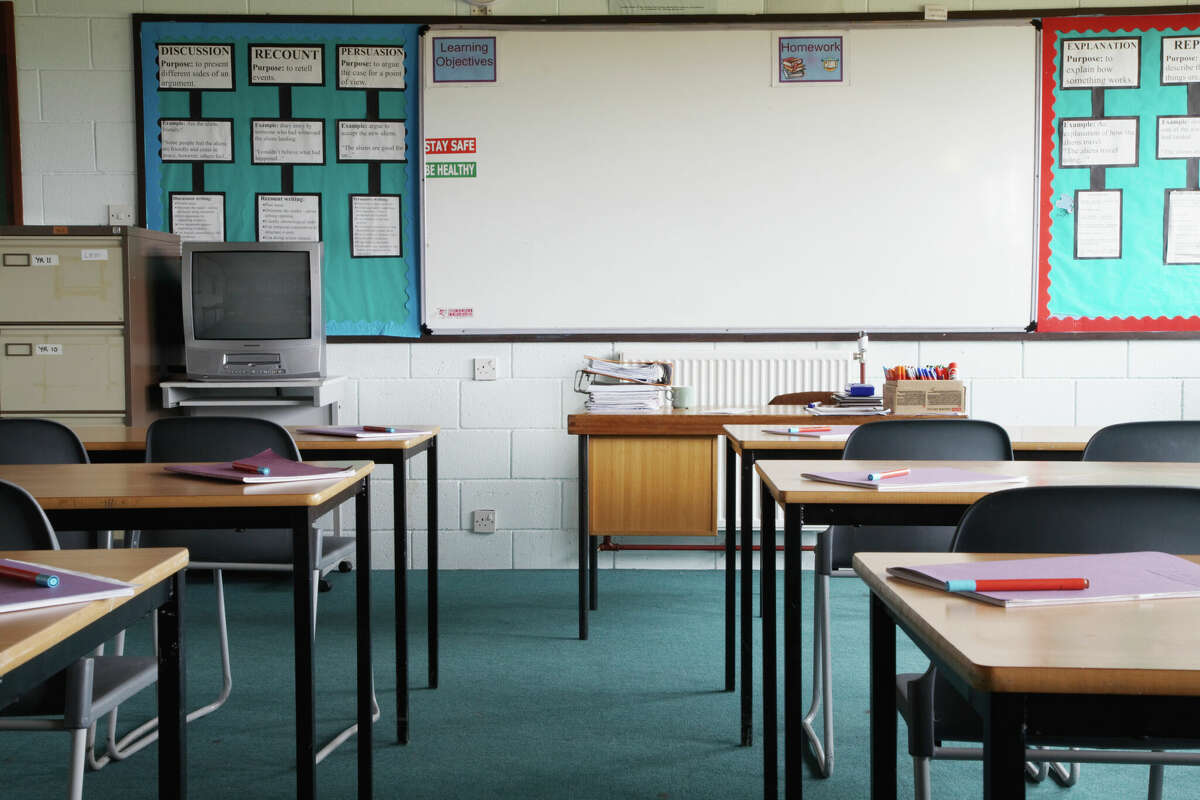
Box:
[32,254,59,266]
[437,307,474,319]
[81,249,109,261]
[36,344,63,355]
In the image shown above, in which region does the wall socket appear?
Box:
[473,357,497,381]
[107,204,135,226]
[472,509,496,533]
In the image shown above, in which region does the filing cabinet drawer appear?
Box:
[0,327,125,413]
[0,237,125,322]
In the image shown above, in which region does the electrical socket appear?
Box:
[472,509,496,533]
[473,357,497,381]
[469,3,492,14]
[107,204,135,226]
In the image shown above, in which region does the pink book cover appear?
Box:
[164,448,355,484]
[0,558,134,614]
[800,467,1026,491]
[887,551,1200,608]
[297,425,433,440]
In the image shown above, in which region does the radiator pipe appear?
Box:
[596,536,812,552]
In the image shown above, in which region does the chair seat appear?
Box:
[0,656,157,728]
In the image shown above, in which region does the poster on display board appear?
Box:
[1039,14,1200,331]
[135,17,422,338]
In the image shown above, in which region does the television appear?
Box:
[182,241,326,380]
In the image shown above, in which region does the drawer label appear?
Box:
[35,344,63,355]
[81,249,109,261]
[31,254,59,266]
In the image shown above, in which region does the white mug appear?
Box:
[672,385,695,409]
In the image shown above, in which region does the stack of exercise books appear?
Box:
[575,356,671,411]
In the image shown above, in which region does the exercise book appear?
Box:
[800,467,1027,491]
[164,448,355,484]
[0,558,134,613]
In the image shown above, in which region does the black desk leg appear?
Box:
[982,694,1026,800]
[589,533,598,611]
[760,482,777,799]
[869,593,897,800]
[740,451,757,747]
[356,477,374,795]
[578,434,589,640]
[396,460,410,745]
[427,438,439,690]
[293,516,317,800]
[724,439,736,693]
[783,505,803,800]
[158,572,186,800]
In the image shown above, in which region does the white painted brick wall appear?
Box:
[461,480,562,531]
[1075,379,1183,425]
[969,379,1077,426]
[358,379,459,428]
[96,122,136,172]
[412,342,512,379]
[20,123,94,172]
[461,380,561,429]
[512,430,577,479]
[438,429,512,479]
[40,70,132,122]
[1130,341,1200,378]
[1024,340,1127,378]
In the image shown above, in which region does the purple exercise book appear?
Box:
[801,467,1026,491]
[887,551,1200,608]
[0,558,134,614]
[164,448,355,484]
[297,425,433,440]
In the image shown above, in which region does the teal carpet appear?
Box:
[2,569,1198,799]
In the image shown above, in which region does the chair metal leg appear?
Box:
[912,755,932,800]
[105,569,233,760]
[68,728,88,800]
[1148,762,1164,800]
[1048,756,1080,786]
[801,571,833,777]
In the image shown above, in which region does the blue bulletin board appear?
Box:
[134,16,422,338]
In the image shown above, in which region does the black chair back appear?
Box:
[954,485,1200,554]
[0,419,90,465]
[145,416,300,463]
[821,419,1013,572]
[1082,420,1200,463]
[0,478,59,550]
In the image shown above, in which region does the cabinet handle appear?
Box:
[3,343,33,357]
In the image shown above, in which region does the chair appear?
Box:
[804,418,1013,777]
[0,478,158,800]
[0,419,100,549]
[1082,420,1200,463]
[114,416,358,759]
[768,391,836,407]
[895,484,1200,800]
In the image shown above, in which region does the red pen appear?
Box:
[0,563,59,587]
[946,578,1090,592]
[867,468,910,481]
[786,426,831,433]
[232,461,270,476]
[363,425,397,433]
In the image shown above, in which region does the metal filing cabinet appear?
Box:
[0,226,182,426]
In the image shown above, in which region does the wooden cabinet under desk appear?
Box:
[588,435,718,535]
[0,226,181,427]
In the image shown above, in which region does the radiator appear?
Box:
[665,357,857,407]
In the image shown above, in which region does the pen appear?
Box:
[363,425,397,433]
[867,468,910,481]
[232,461,270,476]
[945,578,1090,592]
[787,426,831,433]
[0,563,59,588]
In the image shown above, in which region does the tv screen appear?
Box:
[191,250,311,340]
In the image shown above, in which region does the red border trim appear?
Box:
[1039,14,1200,332]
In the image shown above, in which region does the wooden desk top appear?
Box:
[756,459,1200,506]
[721,423,1097,454]
[0,462,373,510]
[855,552,1200,696]
[567,406,905,435]
[0,547,188,677]
[68,424,439,453]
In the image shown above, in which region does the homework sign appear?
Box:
[776,35,844,84]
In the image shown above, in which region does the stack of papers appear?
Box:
[299,425,433,440]
[583,383,669,411]
[583,356,671,385]
[808,404,890,416]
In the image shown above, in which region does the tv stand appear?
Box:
[160,375,347,423]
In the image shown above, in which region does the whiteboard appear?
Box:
[421,23,1038,334]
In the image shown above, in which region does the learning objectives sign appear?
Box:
[431,36,496,83]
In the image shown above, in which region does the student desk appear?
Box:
[0,462,374,800]
[855,551,1200,800]
[0,547,188,799]
[722,424,1097,746]
[755,459,1200,800]
[71,423,440,743]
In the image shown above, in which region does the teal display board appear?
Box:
[1039,13,1200,332]
[135,16,421,337]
